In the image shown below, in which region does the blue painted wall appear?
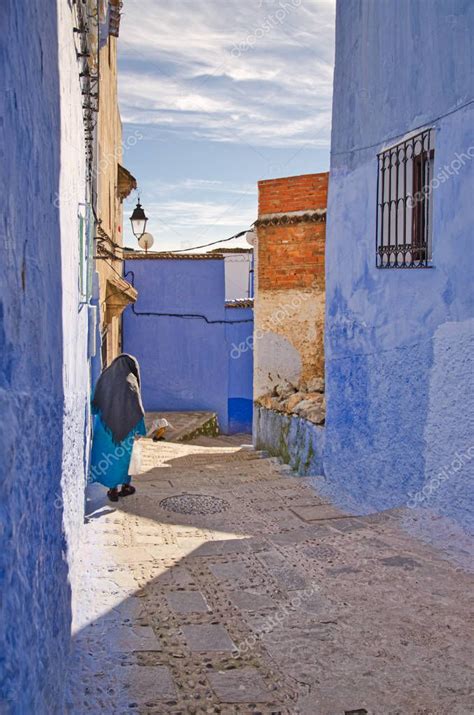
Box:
[1,2,91,712]
[226,306,254,433]
[324,0,474,531]
[254,406,325,475]
[123,259,253,434]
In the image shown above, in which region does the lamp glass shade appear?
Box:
[130,201,148,239]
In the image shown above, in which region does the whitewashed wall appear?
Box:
[223,252,252,301]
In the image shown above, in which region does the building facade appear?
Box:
[1,1,96,711]
[0,1,134,709]
[253,173,328,472]
[220,249,254,301]
[122,253,254,434]
[95,0,137,368]
[324,0,474,529]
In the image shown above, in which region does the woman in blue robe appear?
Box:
[90,354,146,501]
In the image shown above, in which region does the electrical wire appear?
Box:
[96,220,252,257]
[169,229,251,253]
[132,307,253,324]
[331,98,474,158]
[97,257,253,324]
[98,254,137,311]
[124,270,253,324]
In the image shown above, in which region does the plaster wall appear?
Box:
[57,0,91,624]
[96,32,131,366]
[123,259,254,434]
[226,306,254,433]
[254,407,325,475]
[254,288,325,398]
[97,36,122,244]
[254,174,327,404]
[223,252,252,300]
[324,0,474,530]
[123,258,230,432]
[0,1,90,712]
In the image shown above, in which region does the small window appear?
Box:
[376,128,434,268]
[101,327,109,368]
[78,203,94,302]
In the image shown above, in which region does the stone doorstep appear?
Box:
[145,411,219,442]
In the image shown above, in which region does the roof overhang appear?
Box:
[117,163,137,200]
[104,273,137,322]
[109,0,123,38]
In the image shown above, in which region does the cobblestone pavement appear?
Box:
[68,435,473,715]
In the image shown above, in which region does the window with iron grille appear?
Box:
[376,128,434,268]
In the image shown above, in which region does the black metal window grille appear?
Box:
[376,128,434,268]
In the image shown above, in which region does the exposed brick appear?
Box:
[258,172,329,215]
[255,172,327,391]
[256,186,327,291]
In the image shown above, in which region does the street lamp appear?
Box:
[129,198,148,240]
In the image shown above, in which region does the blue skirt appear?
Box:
[90,415,146,488]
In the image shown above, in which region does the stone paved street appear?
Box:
[68,435,473,715]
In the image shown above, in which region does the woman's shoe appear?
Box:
[119,484,136,497]
[107,488,119,502]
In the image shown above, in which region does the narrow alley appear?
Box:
[3,2,473,712]
[69,432,473,715]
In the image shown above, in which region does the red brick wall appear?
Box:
[257,222,325,290]
[258,172,328,215]
[257,172,328,291]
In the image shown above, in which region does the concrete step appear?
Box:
[189,433,253,448]
[145,411,219,443]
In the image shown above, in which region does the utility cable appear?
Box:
[124,270,253,324]
[164,229,251,253]
[331,98,474,158]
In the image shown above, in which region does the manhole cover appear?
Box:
[160,494,230,515]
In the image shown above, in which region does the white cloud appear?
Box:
[118,0,335,148]
[147,178,255,196]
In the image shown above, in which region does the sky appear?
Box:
[118,0,336,252]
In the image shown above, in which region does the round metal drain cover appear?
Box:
[160,493,230,515]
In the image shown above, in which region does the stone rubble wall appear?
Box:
[255,377,325,426]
